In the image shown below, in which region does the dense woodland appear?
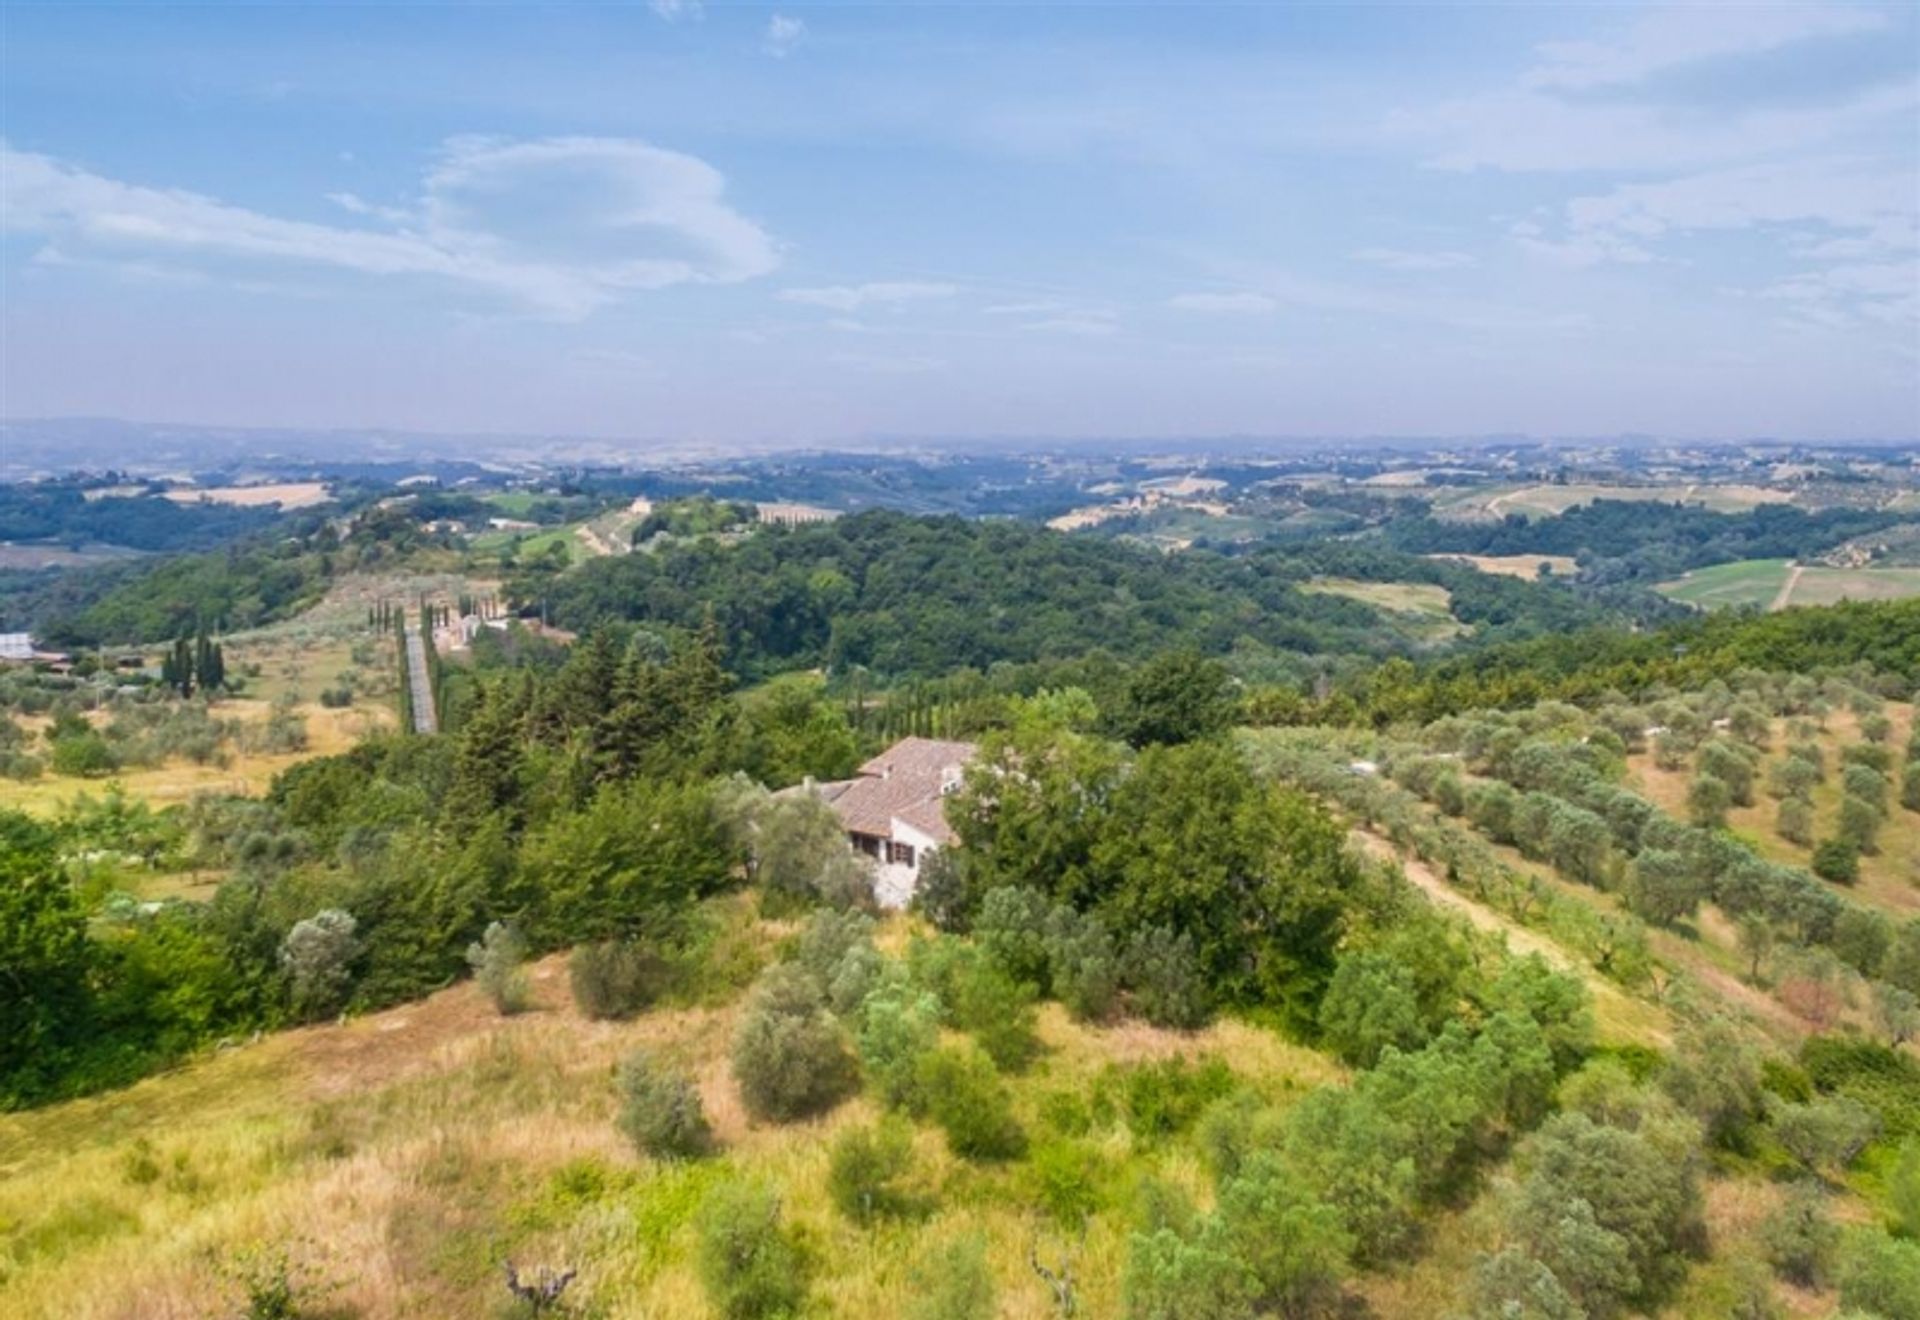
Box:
[1387,500,1905,583]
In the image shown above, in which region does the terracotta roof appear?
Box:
[828,736,977,846]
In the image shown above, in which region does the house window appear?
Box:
[887,841,916,869]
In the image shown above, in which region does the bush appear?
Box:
[915,1046,1027,1161]
[616,1050,713,1160]
[911,848,977,934]
[974,886,1054,990]
[1838,1229,1920,1319]
[1462,1249,1580,1320]
[465,921,530,1015]
[1772,1095,1880,1176]
[51,731,118,777]
[1104,1056,1238,1143]
[854,974,941,1109]
[949,959,1040,1072]
[569,939,670,1020]
[1893,1137,1920,1238]
[280,909,357,1019]
[731,964,858,1123]
[1045,906,1120,1022]
[827,1119,917,1224]
[1318,950,1428,1067]
[1121,925,1211,1030]
[1812,839,1860,885]
[695,1181,807,1320]
[1025,1137,1110,1228]
[1761,1182,1836,1287]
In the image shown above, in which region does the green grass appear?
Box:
[467,525,582,564]
[1658,559,1920,612]
[1656,558,1794,610]
[1301,577,1464,643]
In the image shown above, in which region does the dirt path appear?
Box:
[1770,562,1804,611]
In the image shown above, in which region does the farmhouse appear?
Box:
[811,736,976,909]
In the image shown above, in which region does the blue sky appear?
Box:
[2,1,1915,442]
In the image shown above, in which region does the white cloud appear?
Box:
[1524,3,1886,92]
[1524,158,1917,323]
[1350,247,1476,272]
[1167,291,1274,313]
[1,136,778,320]
[1022,314,1118,336]
[763,14,806,58]
[983,299,1070,316]
[777,281,955,311]
[649,0,702,20]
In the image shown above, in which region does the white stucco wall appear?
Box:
[872,816,944,910]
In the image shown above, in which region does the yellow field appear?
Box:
[1437,482,1791,522]
[163,482,332,509]
[1426,552,1578,579]
[3,701,392,816]
[0,920,1347,1320]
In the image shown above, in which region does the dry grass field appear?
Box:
[5,701,391,817]
[0,906,1352,1320]
[1426,552,1579,579]
[1627,703,1920,920]
[162,482,332,510]
[1435,482,1792,522]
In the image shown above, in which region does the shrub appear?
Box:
[1761,1182,1836,1287]
[1045,905,1120,1022]
[1812,839,1860,885]
[1838,1229,1920,1319]
[905,1234,995,1320]
[1462,1249,1580,1320]
[1318,950,1428,1067]
[1772,1096,1880,1176]
[1025,1138,1109,1228]
[911,848,977,934]
[1775,796,1815,848]
[1839,795,1883,856]
[854,974,941,1109]
[974,886,1054,990]
[1104,1057,1237,1143]
[280,909,357,1019]
[569,939,670,1020]
[1892,1137,1920,1237]
[1124,1227,1254,1320]
[792,908,873,991]
[50,732,118,778]
[731,964,858,1123]
[1121,925,1211,1030]
[915,1046,1027,1161]
[695,1181,807,1320]
[466,921,530,1015]
[949,959,1040,1072]
[826,1119,916,1224]
[616,1050,713,1160]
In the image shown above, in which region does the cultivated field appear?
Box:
[1435,482,1792,522]
[162,482,332,510]
[1658,559,1920,611]
[1425,552,1578,579]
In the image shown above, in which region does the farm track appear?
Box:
[1770,562,1805,610]
[403,623,436,734]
